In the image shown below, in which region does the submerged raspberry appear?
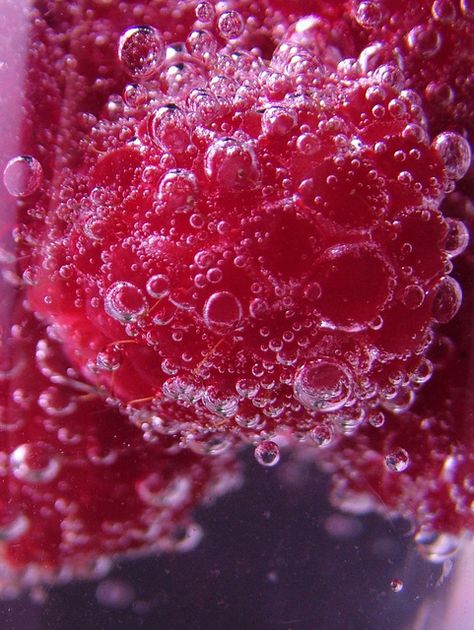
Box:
[18,13,463,448]
[282,1,474,184]
[310,250,474,545]
[0,287,240,594]
[1,0,474,573]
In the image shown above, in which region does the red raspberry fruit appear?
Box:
[311,250,474,546]
[17,16,469,448]
[0,291,240,595]
[281,1,474,176]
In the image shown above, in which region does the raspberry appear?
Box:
[1,0,474,576]
[0,289,240,594]
[311,250,474,547]
[17,10,465,449]
[282,1,474,177]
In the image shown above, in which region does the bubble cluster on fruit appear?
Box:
[1,0,474,589]
[20,2,470,454]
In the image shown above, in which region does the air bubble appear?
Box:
[205,138,260,189]
[463,473,474,493]
[406,25,442,57]
[187,88,218,123]
[195,1,215,23]
[432,132,472,180]
[203,291,243,330]
[425,81,454,106]
[0,511,29,541]
[444,218,469,257]
[38,386,77,416]
[105,282,147,323]
[385,447,409,473]
[10,443,61,484]
[432,276,462,323]
[187,433,232,455]
[402,285,425,310]
[390,579,403,593]
[158,169,198,212]
[369,411,385,428]
[153,299,176,326]
[146,274,170,298]
[137,473,191,507]
[262,106,297,137]
[235,378,259,398]
[296,133,320,155]
[84,217,107,241]
[294,360,353,412]
[373,64,404,90]
[87,443,118,466]
[0,404,23,431]
[202,387,239,417]
[431,0,457,22]
[123,83,148,107]
[150,104,190,153]
[310,422,334,447]
[162,377,203,405]
[355,1,384,28]
[415,531,460,562]
[411,358,434,384]
[118,25,165,78]
[217,10,244,40]
[187,29,217,59]
[3,155,43,198]
[382,387,415,414]
[206,267,223,283]
[96,345,124,371]
[254,441,280,467]
[460,0,474,17]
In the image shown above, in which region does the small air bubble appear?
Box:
[151,104,190,153]
[217,10,244,40]
[402,284,425,310]
[146,274,170,299]
[254,441,280,467]
[195,1,215,23]
[262,106,297,137]
[118,25,165,78]
[0,511,29,541]
[444,218,469,257]
[123,83,148,107]
[158,169,198,212]
[390,579,403,593]
[432,132,472,181]
[96,345,124,371]
[460,0,474,18]
[431,0,457,22]
[432,276,462,323]
[369,411,385,428]
[385,447,409,473]
[10,443,61,484]
[310,423,334,447]
[294,360,353,412]
[355,1,384,28]
[406,24,442,57]
[3,155,43,198]
[186,29,217,59]
[203,291,243,330]
[205,138,260,190]
[105,282,147,323]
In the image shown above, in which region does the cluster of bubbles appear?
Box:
[0,0,473,588]
[7,3,471,474]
